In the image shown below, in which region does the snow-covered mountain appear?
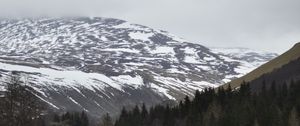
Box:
[210,47,278,82]
[0,17,277,117]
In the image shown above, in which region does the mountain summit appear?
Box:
[224,42,300,90]
[0,17,276,116]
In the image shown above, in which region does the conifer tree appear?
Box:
[81,111,89,126]
[289,107,299,126]
[253,119,260,126]
[99,113,113,126]
[113,80,300,126]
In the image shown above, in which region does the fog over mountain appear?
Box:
[0,0,299,53]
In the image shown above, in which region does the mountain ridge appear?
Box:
[223,42,300,89]
[0,17,277,116]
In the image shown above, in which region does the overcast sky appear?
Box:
[0,0,299,53]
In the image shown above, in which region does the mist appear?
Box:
[0,0,299,53]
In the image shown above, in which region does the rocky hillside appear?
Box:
[0,17,276,117]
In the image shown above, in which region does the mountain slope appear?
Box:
[0,17,276,117]
[249,56,300,92]
[224,42,300,89]
[210,47,277,82]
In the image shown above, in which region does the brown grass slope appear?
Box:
[222,42,300,89]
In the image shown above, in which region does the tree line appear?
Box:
[0,73,46,126]
[1,72,300,126]
[112,80,300,126]
[51,111,89,126]
[0,73,91,126]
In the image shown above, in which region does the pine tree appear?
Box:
[53,114,61,123]
[289,107,299,126]
[0,96,5,125]
[99,113,113,126]
[183,96,191,115]
[81,111,89,126]
[141,103,148,118]
[270,81,277,98]
[262,79,267,95]
[115,107,128,126]
[141,103,148,125]
[253,119,260,126]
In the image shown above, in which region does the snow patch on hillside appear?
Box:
[101,48,140,53]
[111,75,144,88]
[184,56,201,64]
[129,31,154,42]
[0,62,123,91]
[150,46,175,54]
[150,83,176,100]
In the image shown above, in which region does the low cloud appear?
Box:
[0,0,299,53]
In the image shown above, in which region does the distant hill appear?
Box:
[223,42,300,90]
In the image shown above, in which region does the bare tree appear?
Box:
[1,72,45,126]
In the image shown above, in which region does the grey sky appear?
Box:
[0,0,299,53]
